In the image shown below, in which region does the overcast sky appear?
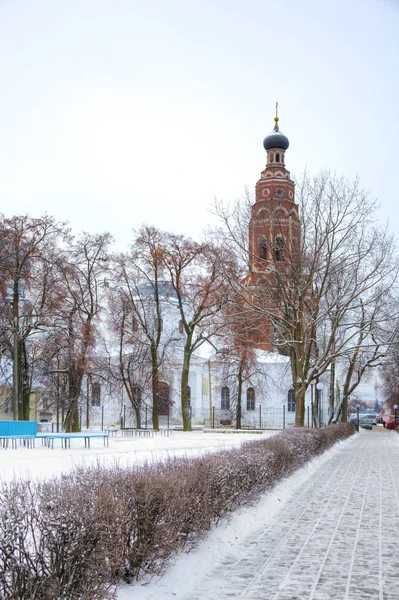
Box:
[0,0,398,250]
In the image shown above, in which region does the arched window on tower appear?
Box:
[275,152,280,163]
[221,386,230,410]
[269,152,274,163]
[274,235,285,261]
[288,389,296,412]
[258,235,267,260]
[247,387,255,411]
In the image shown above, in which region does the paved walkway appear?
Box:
[185,430,399,600]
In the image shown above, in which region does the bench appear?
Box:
[159,429,173,437]
[0,433,109,450]
[104,428,119,437]
[42,433,110,449]
[121,429,157,438]
[121,429,172,438]
[0,435,36,449]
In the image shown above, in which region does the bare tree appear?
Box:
[381,323,399,417]
[104,291,152,428]
[214,172,398,426]
[331,294,397,422]
[111,226,179,430]
[0,214,68,419]
[161,234,231,431]
[214,342,260,429]
[52,232,111,432]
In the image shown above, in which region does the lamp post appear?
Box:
[310,382,315,427]
[316,382,324,427]
[356,403,360,432]
[394,404,398,424]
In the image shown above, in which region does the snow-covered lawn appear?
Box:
[0,429,277,482]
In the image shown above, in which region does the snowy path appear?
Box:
[120,430,399,600]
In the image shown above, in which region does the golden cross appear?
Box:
[274,101,279,126]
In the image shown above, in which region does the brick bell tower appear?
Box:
[245,104,301,351]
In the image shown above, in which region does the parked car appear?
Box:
[385,420,398,430]
[364,414,377,425]
[360,418,374,430]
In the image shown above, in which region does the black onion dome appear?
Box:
[263,123,289,151]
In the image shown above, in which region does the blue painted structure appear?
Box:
[0,420,38,436]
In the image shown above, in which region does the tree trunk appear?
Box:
[341,357,357,422]
[329,359,335,421]
[134,405,142,429]
[294,383,306,427]
[151,346,160,430]
[64,369,83,432]
[21,340,30,420]
[236,366,243,429]
[64,396,80,432]
[181,340,192,431]
[14,338,23,421]
[312,394,319,427]
[341,389,350,423]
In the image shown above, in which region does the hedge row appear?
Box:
[0,424,354,600]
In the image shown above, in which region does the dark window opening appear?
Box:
[221,386,230,410]
[157,382,170,416]
[288,388,296,412]
[247,387,255,411]
[275,153,280,163]
[259,235,267,260]
[92,382,101,407]
[275,235,285,261]
[133,385,142,405]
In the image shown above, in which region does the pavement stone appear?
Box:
[185,430,399,600]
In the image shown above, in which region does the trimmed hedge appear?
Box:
[0,424,354,599]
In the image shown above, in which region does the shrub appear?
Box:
[0,424,354,599]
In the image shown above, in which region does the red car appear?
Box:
[385,420,398,430]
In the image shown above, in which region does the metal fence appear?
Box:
[103,404,315,430]
[42,402,318,431]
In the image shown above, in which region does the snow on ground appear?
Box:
[0,430,277,482]
[117,434,356,600]
[117,430,399,600]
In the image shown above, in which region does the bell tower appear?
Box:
[249,104,300,273]
[245,105,301,351]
